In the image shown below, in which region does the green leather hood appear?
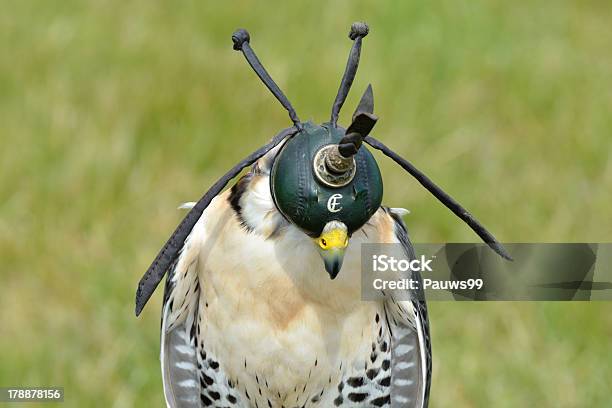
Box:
[270,121,383,237]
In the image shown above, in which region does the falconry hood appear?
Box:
[134,22,511,316]
[234,22,382,236]
[271,117,383,237]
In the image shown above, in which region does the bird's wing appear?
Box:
[161,262,199,407]
[160,205,208,408]
[385,208,432,408]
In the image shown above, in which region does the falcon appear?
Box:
[135,22,510,408]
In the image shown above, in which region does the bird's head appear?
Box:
[269,118,382,278]
[231,22,383,279]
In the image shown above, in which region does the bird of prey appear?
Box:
[135,23,509,408]
[159,152,431,408]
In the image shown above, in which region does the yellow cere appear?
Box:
[317,228,349,250]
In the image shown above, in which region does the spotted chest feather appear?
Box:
[193,305,396,408]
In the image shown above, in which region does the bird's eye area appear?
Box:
[316,227,348,250]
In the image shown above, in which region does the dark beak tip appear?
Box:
[324,259,343,279]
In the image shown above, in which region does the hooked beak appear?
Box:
[315,221,349,279]
[322,248,345,279]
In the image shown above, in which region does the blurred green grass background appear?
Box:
[1,1,611,407]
